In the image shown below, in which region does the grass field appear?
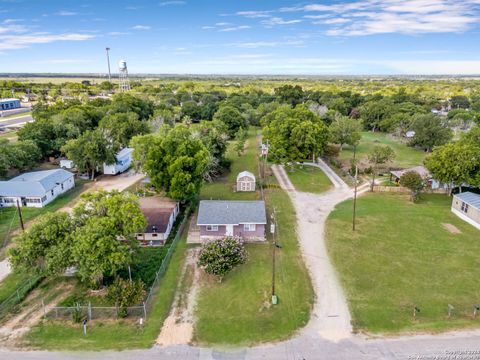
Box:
[23,225,189,350]
[194,128,313,345]
[200,127,261,201]
[326,193,480,334]
[339,132,426,168]
[287,164,332,193]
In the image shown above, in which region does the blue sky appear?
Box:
[1,0,480,75]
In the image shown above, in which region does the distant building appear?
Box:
[136,197,180,246]
[103,148,133,175]
[405,130,415,138]
[451,192,480,230]
[390,166,447,190]
[0,169,75,208]
[0,98,21,111]
[197,200,267,242]
[236,171,256,192]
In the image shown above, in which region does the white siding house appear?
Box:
[0,169,75,208]
[103,148,133,175]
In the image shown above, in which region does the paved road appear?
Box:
[0,114,33,128]
[1,162,480,359]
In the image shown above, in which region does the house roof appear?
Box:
[116,147,133,159]
[0,98,19,102]
[390,166,431,179]
[139,197,178,233]
[197,200,267,225]
[454,192,480,210]
[237,171,255,181]
[0,169,74,197]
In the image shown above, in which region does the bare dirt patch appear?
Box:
[442,223,462,234]
[156,248,200,346]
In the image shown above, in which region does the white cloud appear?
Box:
[231,40,305,48]
[384,60,480,75]
[108,31,129,36]
[132,25,151,30]
[201,26,215,30]
[236,10,273,18]
[287,0,480,36]
[0,33,95,51]
[218,25,251,32]
[215,22,231,26]
[159,1,186,6]
[261,17,303,27]
[56,11,77,16]
[0,24,28,34]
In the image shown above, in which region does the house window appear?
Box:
[61,183,64,190]
[461,202,469,213]
[152,233,158,237]
[206,225,218,231]
[244,224,256,232]
[51,190,54,196]
[41,196,47,202]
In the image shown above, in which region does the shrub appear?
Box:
[197,237,248,280]
[400,171,425,202]
[107,277,146,318]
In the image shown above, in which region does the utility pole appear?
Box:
[105,47,112,83]
[271,207,279,305]
[352,145,358,231]
[16,199,24,231]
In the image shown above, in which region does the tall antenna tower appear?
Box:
[105,47,112,83]
[118,60,131,92]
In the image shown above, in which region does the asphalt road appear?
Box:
[0,114,34,128]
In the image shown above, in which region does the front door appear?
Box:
[226,225,234,236]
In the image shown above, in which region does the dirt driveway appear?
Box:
[272,162,368,342]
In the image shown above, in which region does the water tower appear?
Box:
[118,60,131,92]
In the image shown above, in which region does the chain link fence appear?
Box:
[0,276,43,320]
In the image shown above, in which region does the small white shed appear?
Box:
[60,159,74,169]
[236,171,256,192]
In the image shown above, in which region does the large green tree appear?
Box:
[262,105,330,163]
[410,114,452,152]
[134,125,209,200]
[9,212,74,275]
[329,115,363,149]
[99,112,149,147]
[213,105,247,137]
[62,129,116,179]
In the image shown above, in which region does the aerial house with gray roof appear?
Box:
[0,169,75,208]
[451,192,480,230]
[197,200,267,242]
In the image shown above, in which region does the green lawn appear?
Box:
[326,193,480,334]
[339,132,426,168]
[287,164,332,194]
[194,128,313,345]
[23,225,189,350]
[200,127,261,201]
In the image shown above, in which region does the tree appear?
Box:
[262,105,329,164]
[399,171,424,202]
[99,112,149,147]
[135,125,209,200]
[274,85,304,106]
[424,141,480,194]
[450,95,470,109]
[329,115,362,149]
[197,237,248,280]
[72,191,147,287]
[367,145,395,191]
[234,127,248,156]
[360,98,394,131]
[107,277,146,318]
[9,212,74,275]
[409,114,452,152]
[8,140,42,172]
[213,105,247,137]
[62,129,116,179]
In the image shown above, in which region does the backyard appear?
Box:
[339,131,426,169]
[22,223,190,350]
[326,193,480,334]
[287,164,332,193]
[194,128,313,345]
